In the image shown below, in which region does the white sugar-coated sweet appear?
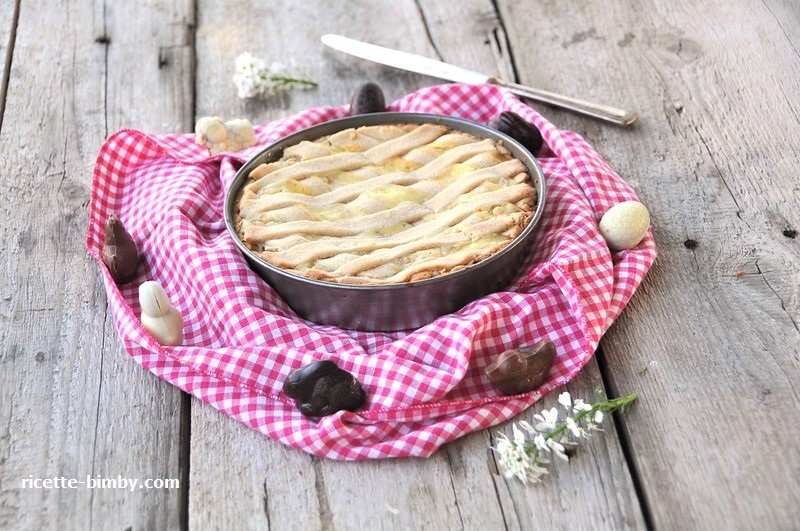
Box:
[139,281,184,346]
[599,200,650,251]
[139,281,171,317]
[195,116,256,155]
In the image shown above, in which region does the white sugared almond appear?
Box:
[195,116,256,155]
[599,200,650,251]
[139,281,184,346]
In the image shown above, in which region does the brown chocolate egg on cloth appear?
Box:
[283,360,367,417]
[102,214,139,284]
[349,82,386,115]
[485,339,556,395]
[488,111,544,155]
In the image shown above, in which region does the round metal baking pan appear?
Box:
[224,112,546,331]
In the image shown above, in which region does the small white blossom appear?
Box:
[491,391,638,485]
[533,433,548,452]
[566,417,584,438]
[534,407,559,431]
[494,431,536,484]
[512,423,527,446]
[525,463,550,483]
[573,398,594,413]
[233,52,317,99]
[518,420,537,436]
[547,438,569,461]
[233,53,265,98]
[558,392,572,409]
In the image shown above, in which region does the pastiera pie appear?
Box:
[234,122,536,285]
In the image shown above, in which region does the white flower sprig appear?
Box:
[233,52,318,99]
[492,391,637,484]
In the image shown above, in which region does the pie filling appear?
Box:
[234,122,536,285]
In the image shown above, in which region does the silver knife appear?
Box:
[321,34,638,127]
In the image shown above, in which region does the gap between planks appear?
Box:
[0,0,21,132]
[596,343,655,531]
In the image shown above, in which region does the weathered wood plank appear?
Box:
[88,2,197,528]
[0,0,193,529]
[104,0,196,134]
[190,1,475,527]
[184,410,323,530]
[414,2,647,529]
[188,1,645,529]
[500,0,800,528]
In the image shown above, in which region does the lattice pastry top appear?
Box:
[234,122,536,285]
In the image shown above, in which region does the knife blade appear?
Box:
[321,34,638,127]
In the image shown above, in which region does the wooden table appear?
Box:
[2,1,798,529]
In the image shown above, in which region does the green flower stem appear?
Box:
[268,74,318,88]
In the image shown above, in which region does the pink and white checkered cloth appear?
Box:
[86,83,656,460]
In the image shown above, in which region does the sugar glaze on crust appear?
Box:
[234,123,536,285]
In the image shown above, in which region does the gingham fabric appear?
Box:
[85,83,656,460]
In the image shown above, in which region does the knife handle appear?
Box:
[488,77,639,127]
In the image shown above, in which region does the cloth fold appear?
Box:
[86,83,656,460]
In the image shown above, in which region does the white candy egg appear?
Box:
[141,310,184,346]
[599,201,650,251]
[139,281,184,346]
[139,281,171,317]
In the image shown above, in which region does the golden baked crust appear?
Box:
[234,122,536,285]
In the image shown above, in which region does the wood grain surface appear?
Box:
[1,0,797,530]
